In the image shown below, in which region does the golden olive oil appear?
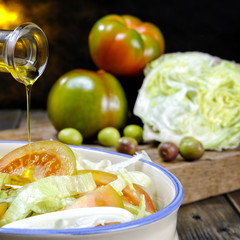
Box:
[0,23,48,177]
[11,63,39,145]
[25,84,32,145]
[21,66,39,164]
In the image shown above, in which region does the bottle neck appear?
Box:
[0,23,48,85]
[0,30,12,72]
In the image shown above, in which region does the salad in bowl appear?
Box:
[0,140,183,240]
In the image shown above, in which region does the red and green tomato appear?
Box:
[89,14,165,76]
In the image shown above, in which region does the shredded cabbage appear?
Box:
[134,52,240,150]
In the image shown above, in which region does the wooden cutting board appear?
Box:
[0,122,239,205]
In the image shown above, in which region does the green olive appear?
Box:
[58,128,83,145]
[179,136,204,161]
[97,127,121,147]
[123,124,143,143]
[116,136,138,155]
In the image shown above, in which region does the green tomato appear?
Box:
[47,69,128,140]
[58,128,83,145]
[97,127,121,147]
[123,124,143,143]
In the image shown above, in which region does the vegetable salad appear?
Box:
[0,143,156,229]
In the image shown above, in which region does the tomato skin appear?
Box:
[89,14,165,76]
[47,69,128,139]
[77,170,117,186]
[63,185,124,209]
[122,184,156,214]
[0,141,77,180]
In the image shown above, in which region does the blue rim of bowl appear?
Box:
[0,141,184,236]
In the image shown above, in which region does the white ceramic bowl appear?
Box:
[0,141,183,240]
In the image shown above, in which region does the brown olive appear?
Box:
[158,142,179,162]
[116,137,138,155]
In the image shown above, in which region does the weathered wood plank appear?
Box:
[18,110,51,128]
[0,123,57,142]
[0,110,57,142]
[0,110,22,130]
[227,190,240,214]
[177,195,240,240]
[157,151,240,204]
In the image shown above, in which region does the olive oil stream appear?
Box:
[0,65,40,185]
[0,22,48,183]
[21,67,39,151]
[1,62,39,145]
[0,37,40,145]
[15,66,38,184]
[19,67,39,182]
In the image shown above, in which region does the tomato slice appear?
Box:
[63,184,124,209]
[77,170,117,186]
[121,184,156,213]
[0,140,77,181]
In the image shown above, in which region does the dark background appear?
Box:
[0,0,240,110]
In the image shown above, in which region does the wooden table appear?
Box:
[0,109,239,239]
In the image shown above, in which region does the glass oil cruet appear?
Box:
[0,22,48,144]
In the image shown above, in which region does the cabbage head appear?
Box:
[133,52,240,150]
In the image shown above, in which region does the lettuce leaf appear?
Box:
[134,52,240,150]
[0,173,96,226]
[109,169,152,196]
[123,195,151,219]
[75,150,151,173]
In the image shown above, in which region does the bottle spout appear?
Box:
[0,22,48,85]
